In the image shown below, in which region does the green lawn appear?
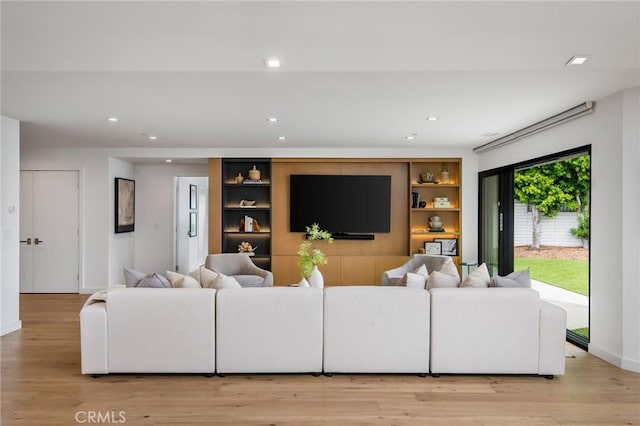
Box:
[571,327,589,338]
[514,258,588,296]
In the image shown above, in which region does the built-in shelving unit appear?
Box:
[409,159,462,268]
[221,159,272,270]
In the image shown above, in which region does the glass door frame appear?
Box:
[478,145,591,349]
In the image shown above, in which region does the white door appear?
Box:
[175,177,208,274]
[20,171,79,293]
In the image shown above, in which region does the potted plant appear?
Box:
[297,223,334,287]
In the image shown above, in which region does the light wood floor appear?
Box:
[1,295,638,425]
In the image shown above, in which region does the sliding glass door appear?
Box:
[478,169,513,277]
[478,146,590,349]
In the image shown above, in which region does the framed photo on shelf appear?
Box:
[424,241,442,255]
[434,238,457,256]
[114,177,135,233]
[188,212,197,237]
[189,184,198,210]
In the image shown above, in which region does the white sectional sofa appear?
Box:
[80,288,216,375]
[80,285,566,378]
[429,287,567,377]
[216,287,323,374]
[323,286,430,374]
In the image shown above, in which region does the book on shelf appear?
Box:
[243,179,263,184]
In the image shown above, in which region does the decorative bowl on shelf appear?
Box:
[239,199,256,207]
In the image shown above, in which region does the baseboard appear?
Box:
[1,320,22,336]
[621,357,640,373]
[589,344,622,369]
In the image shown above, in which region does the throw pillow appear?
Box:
[123,268,171,288]
[137,272,171,288]
[199,267,219,289]
[404,272,427,289]
[493,268,532,288]
[212,273,242,290]
[426,270,460,289]
[165,270,201,288]
[398,264,430,287]
[460,263,491,288]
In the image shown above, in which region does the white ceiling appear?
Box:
[2,1,639,150]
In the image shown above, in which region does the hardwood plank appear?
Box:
[1,294,639,425]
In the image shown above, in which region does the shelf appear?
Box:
[224,182,270,187]
[411,183,459,188]
[411,231,461,236]
[223,231,271,235]
[224,207,271,211]
[412,208,460,212]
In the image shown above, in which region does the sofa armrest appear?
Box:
[539,300,567,376]
[80,303,108,375]
[381,265,408,286]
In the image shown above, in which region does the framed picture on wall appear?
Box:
[115,177,135,233]
[189,184,198,210]
[434,238,457,256]
[188,212,197,237]
[424,241,442,255]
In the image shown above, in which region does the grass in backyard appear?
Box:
[571,327,589,338]
[514,257,588,296]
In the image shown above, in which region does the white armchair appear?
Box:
[205,253,273,287]
[381,254,454,286]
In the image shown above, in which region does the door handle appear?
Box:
[20,238,32,245]
[34,238,44,245]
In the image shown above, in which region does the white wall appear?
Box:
[21,146,478,293]
[21,148,110,292]
[108,158,135,285]
[1,116,22,335]
[621,87,640,372]
[134,164,208,276]
[478,87,640,372]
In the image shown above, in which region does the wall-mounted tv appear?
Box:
[289,175,391,235]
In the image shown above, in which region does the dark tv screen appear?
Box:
[289,175,391,233]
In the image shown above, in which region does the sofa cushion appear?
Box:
[212,273,242,289]
[399,264,429,288]
[493,268,532,288]
[123,268,170,288]
[233,275,266,287]
[165,270,201,288]
[426,261,460,289]
[460,263,491,288]
[199,267,219,288]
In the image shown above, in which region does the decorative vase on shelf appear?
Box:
[308,266,324,289]
[440,163,450,184]
[298,278,310,288]
[248,165,261,181]
[235,173,244,184]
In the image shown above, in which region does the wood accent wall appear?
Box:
[208,158,222,254]
[270,159,410,286]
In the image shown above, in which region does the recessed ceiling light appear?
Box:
[107,117,119,122]
[265,58,281,68]
[426,117,439,121]
[267,117,279,123]
[148,136,157,140]
[566,55,590,66]
[165,159,172,163]
[405,135,416,141]
[277,136,286,141]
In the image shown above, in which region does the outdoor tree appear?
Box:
[514,156,590,250]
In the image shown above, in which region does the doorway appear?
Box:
[478,146,590,348]
[174,177,209,275]
[20,170,79,293]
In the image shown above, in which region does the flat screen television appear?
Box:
[289,175,391,234]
